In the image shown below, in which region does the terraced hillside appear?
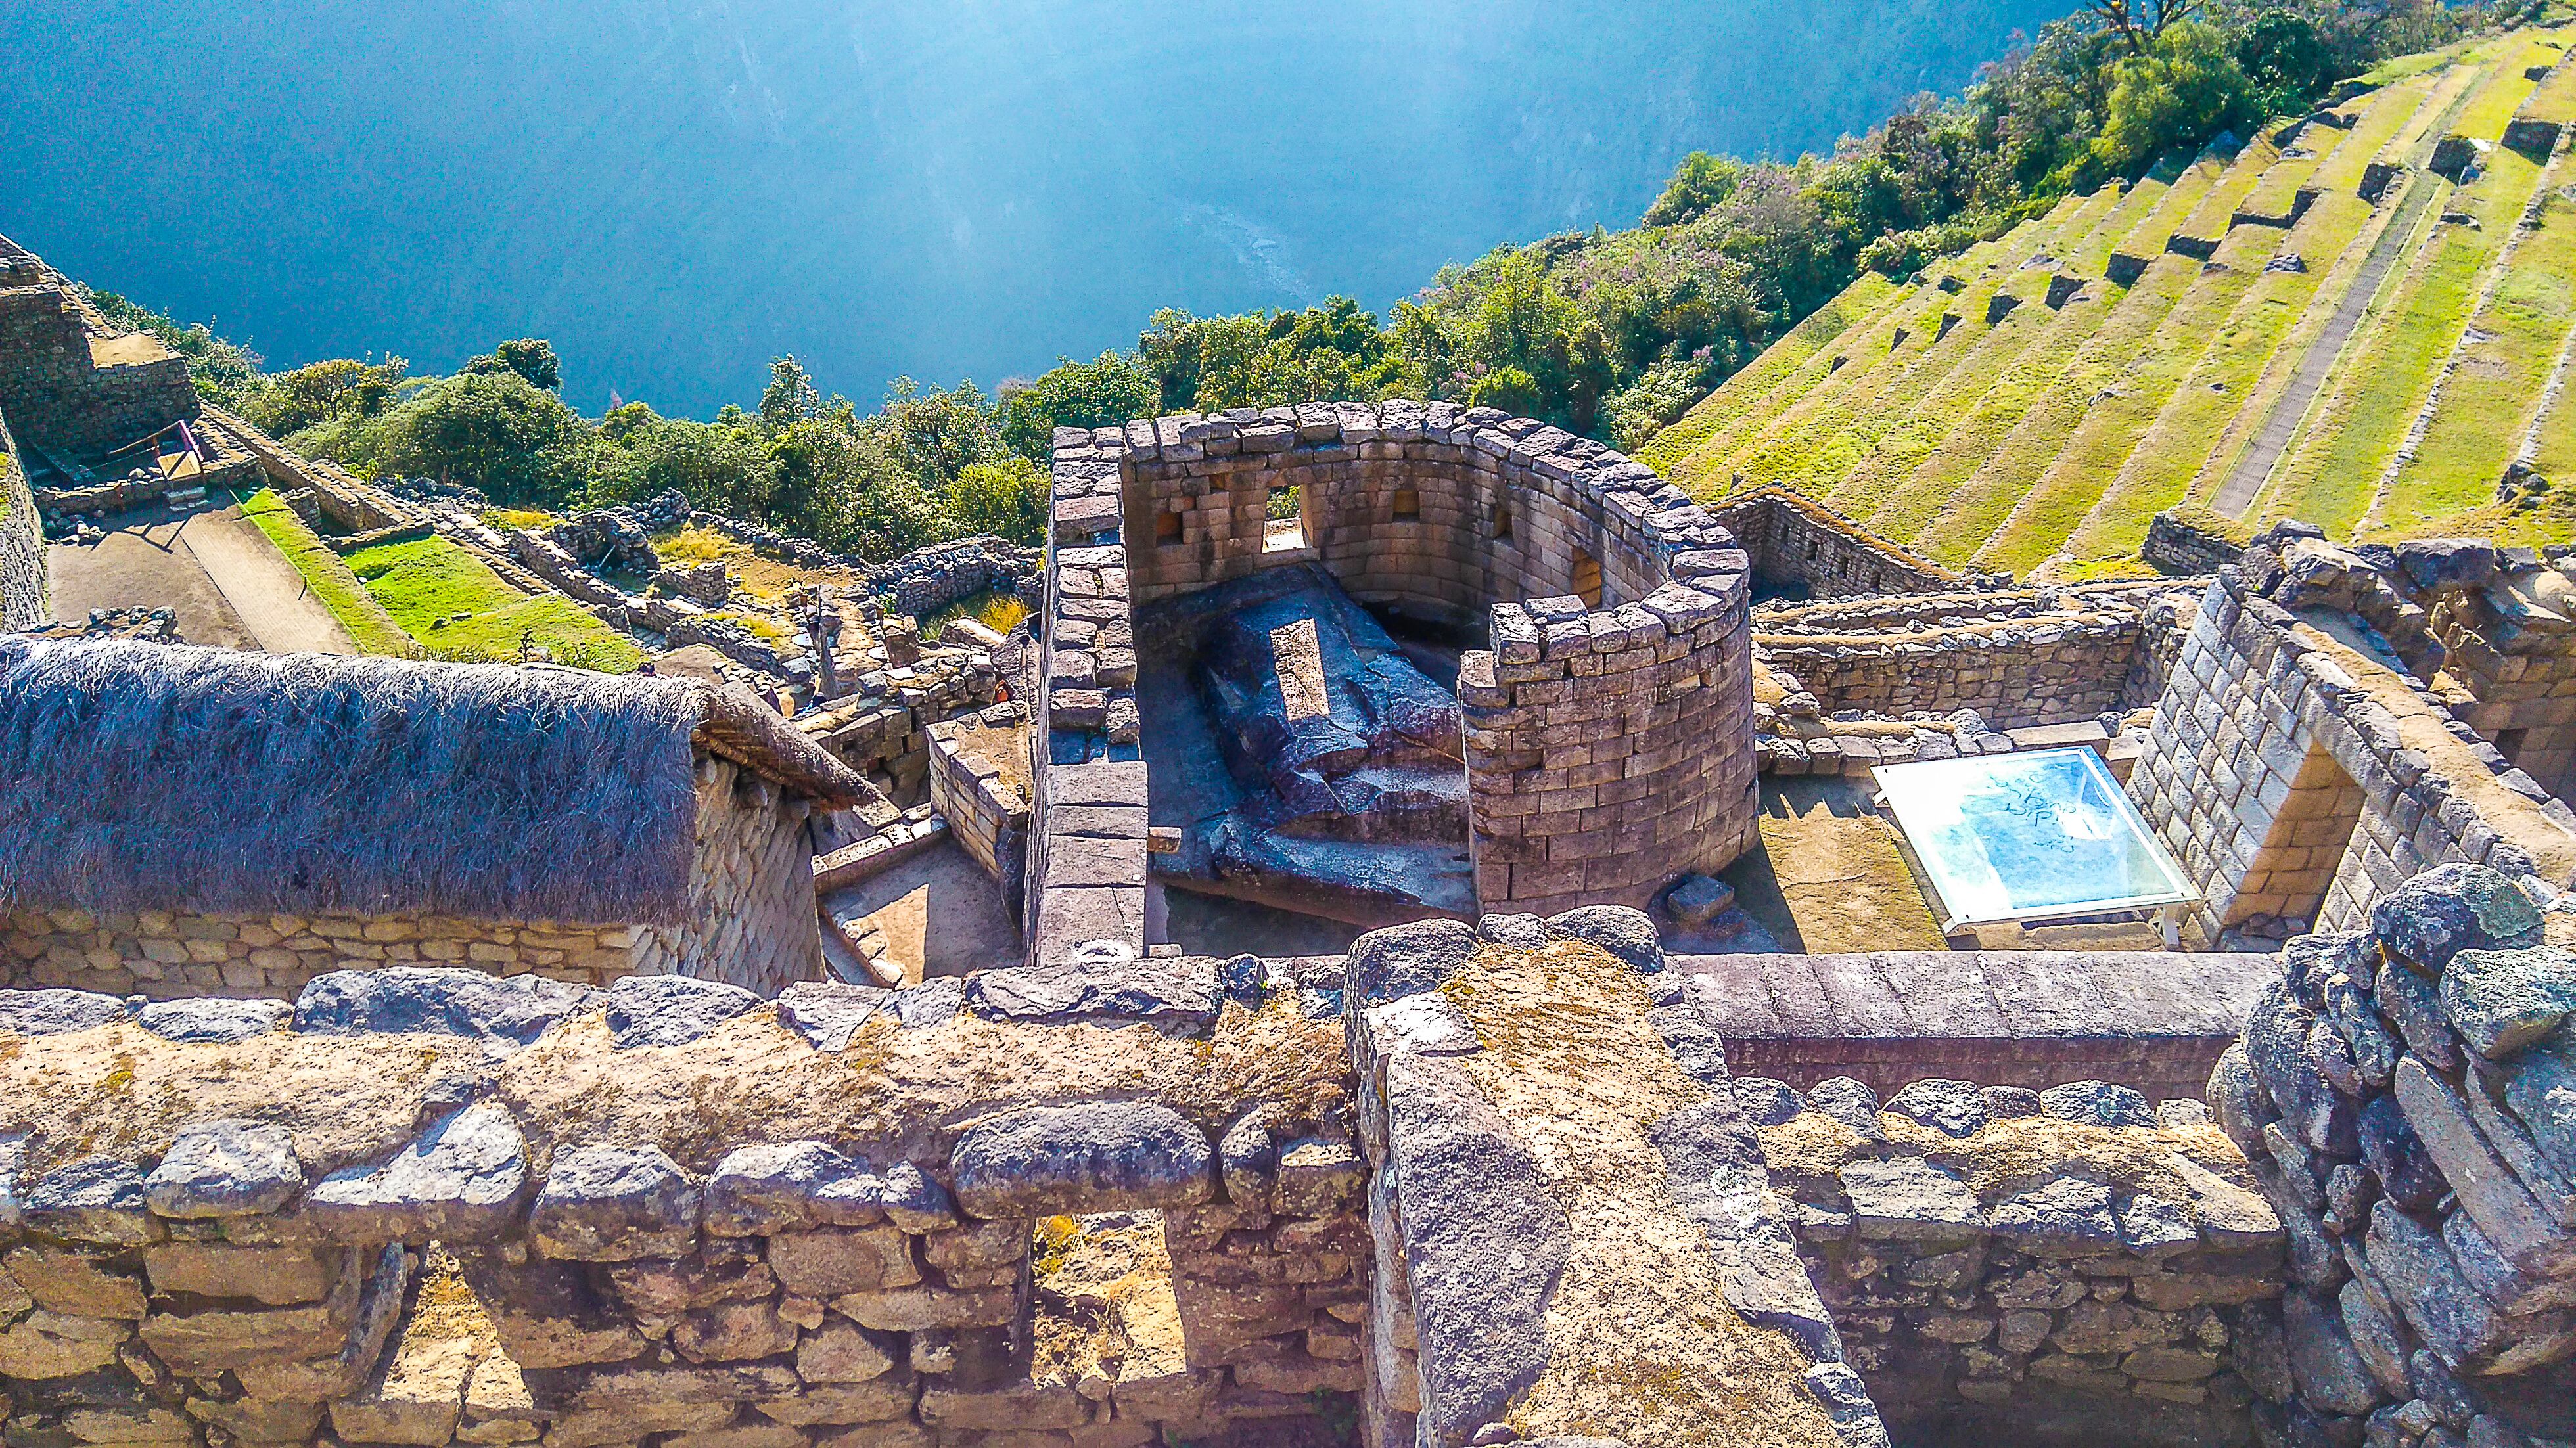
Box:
[1642,22,2576,579]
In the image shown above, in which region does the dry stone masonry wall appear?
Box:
[1747,1072,2287,1448]
[2203,863,2576,1448]
[1705,487,1967,600]
[0,754,821,1000]
[0,955,1368,1448]
[1753,580,2196,733]
[2129,545,2576,943]
[0,271,196,463]
[1042,403,1761,939]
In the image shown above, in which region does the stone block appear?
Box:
[528,1145,699,1261]
[143,1244,334,1305]
[950,1103,1213,1217]
[307,1103,528,1244]
[769,1227,923,1297]
[705,1142,887,1235]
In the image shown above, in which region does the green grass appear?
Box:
[2531,345,2576,487]
[2452,39,2558,141]
[1648,25,2576,570]
[342,533,645,671]
[1974,245,2255,574]
[236,489,417,656]
[2377,159,2576,535]
[1640,271,1900,476]
[2261,206,2477,535]
[2057,202,2364,568]
[2523,40,2576,125]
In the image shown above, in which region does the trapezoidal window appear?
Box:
[1392,487,1421,522]
[2230,738,2365,934]
[1154,507,1183,545]
[1264,484,1306,553]
[1492,500,1514,541]
[1572,547,1603,609]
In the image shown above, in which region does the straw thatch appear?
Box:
[0,637,867,926]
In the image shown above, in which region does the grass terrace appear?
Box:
[234,489,416,656]
[342,533,644,672]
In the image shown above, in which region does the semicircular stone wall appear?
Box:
[1038,401,1758,937]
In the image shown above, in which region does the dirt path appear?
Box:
[180,507,356,654]
[43,504,356,654]
[47,514,259,648]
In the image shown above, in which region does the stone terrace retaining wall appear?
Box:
[2128,547,2576,942]
[1,404,44,630]
[2204,864,2576,1448]
[0,754,821,999]
[1744,1072,2286,1448]
[1045,404,1760,927]
[1707,486,1964,600]
[1674,951,2279,1104]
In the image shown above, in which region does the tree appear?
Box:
[867,379,1003,491]
[2086,0,2209,55]
[2092,20,2261,175]
[370,372,594,507]
[999,351,1158,461]
[1644,152,1745,225]
[595,415,776,514]
[461,338,561,390]
[759,357,823,432]
[248,356,410,436]
[946,455,1049,544]
[2236,10,2335,114]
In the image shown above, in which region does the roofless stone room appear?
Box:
[8,5,2576,1448]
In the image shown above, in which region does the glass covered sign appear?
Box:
[1872,746,2198,931]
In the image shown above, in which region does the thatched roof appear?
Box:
[0,638,869,926]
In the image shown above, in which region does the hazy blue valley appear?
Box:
[2,0,2076,415]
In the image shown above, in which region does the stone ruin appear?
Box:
[2,860,2573,1448]
[1027,403,1763,962]
[12,371,2576,1448]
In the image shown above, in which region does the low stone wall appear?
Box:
[1674,951,2279,1103]
[1706,486,1965,599]
[2141,509,2249,576]
[2205,865,2576,1447]
[197,405,424,535]
[0,404,43,631]
[1751,1073,2284,1448]
[926,712,1032,893]
[0,905,656,998]
[0,955,1366,1448]
[2128,548,2576,941]
[867,537,1040,620]
[1753,585,2170,731]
